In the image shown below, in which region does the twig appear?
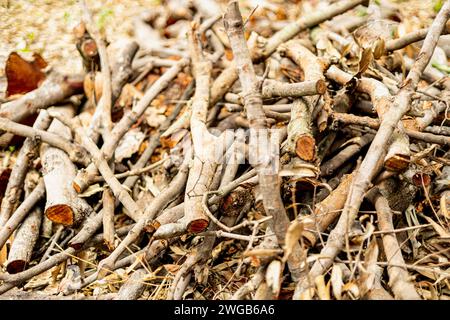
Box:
[294,1,450,298]
[91,158,167,183]
[41,106,93,227]
[48,111,144,223]
[72,58,189,193]
[0,116,89,166]
[224,0,305,281]
[0,111,51,226]
[102,188,116,251]
[80,0,113,140]
[210,0,367,105]
[0,73,83,142]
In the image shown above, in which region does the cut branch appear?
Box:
[40,106,93,227]
[210,0,367,105]
[72,58,189,193]
[224,1,305,281]
[295,1,450,298]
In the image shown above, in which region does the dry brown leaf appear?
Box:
[115,128,146,162]
[145,106,167,128]
[0,168,12,200]
[440,193,450,219]
[283,220,304,262]
[211,240,234,260]
[342,281,360,299]
[24,268,55,290]
[372,38,385,59]
[353,20,397,49]
[169,245,187,256]
[422,215,450,238]
[331,264,344,300]
[213,260,239,272]
[0,245,7,267]
[163,264,181,274]
[5,52,47,97]
[358,239,379,296]
[357,47,373,76]
[315,274,330,300]
[118,83,144,108]
[78,183,105,198]
[160,129,188,149]
[297,287,315,300]
[265,259,282,297]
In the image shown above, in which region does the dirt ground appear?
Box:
[0,0,161,94]
[0,0,436,82]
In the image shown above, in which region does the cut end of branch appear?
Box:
[72,179,87,194]
[316,79,327,95]
[412,173,431,187]
[6,260,27,274]
[187,219,209,233]
[296,135,316,161]
[45,204,74,226]
[384,154,410,171]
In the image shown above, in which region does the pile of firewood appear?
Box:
[0,0,450,300]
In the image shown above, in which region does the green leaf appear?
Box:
[434,0,444,12]
[356,7,367,17]
[26,32,35,42]
[432,61,450,74]
[63,12,70,24]
[97,8,114,31]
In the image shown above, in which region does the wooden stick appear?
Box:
[115,268,147,300]
[210,0,366,105]
[180,22,223,233]
[0,73,83,138]
[102,188,116,251]
[326,65,411,171]
[367,187,421,300]
[109,39,139,104]
[0,179,45,251]
[0,116,89,166]
[385,24,450,53]
[0,111,51,226]
[48,111,144,223]
[40,106,93,227]
[224,1,305,281]
[80,0,113,140]
[72,58,189,193]
[332,112,450,146]
[279,40,327,161]
[294,0,450,299]
[6,173,43,274]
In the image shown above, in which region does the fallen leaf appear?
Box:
[283,220,304,262]
[422,215,450,238]
[358,239,379,296]
[5,52,47,97]
[78,183,105,198]
[144,176,161,197]
[163,264,181,274]
[115,128,146,162]
[315,275,330,300]
[331,264,344,300]
[357,47,373,76]
[342,281,360,299]
[169,245,187,256]
[145,106,167,128]
[266,259,282,296]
